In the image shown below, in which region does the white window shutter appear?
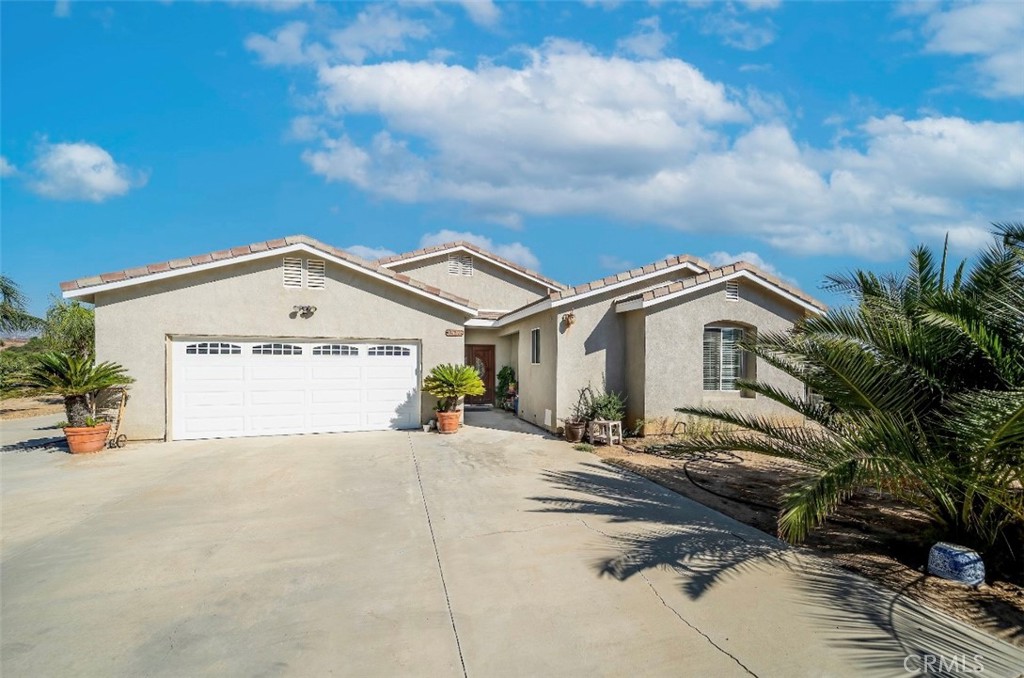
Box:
[448,254,461,275]
[283,257,303,288]
[306,259,326,289]
[725,281,739,301]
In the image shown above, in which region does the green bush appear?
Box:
[423,363,485,412]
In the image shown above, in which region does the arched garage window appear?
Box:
[703,325,753,391]
[367,345,411,357]
[185,342,241,355]
[252,343,303,356]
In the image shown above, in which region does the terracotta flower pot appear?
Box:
[436,411,461,434]
[64,423,111,454]
[564,420,586,443]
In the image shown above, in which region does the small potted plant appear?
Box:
[563,386,594,443]
[423,363,485,434]
[25,352,133,454]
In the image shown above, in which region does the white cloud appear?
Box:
[345,244,398,260]
[29,141,146,202]
[53,0,70,18]
[268,36,1021,259]
[705,250,794,283]
[245,7,429,67]
[915,1,1024,98]
[0,156,16,177]
[910,222,998,253]
[228,0,313,12]
[702,6,776,51]
[598,254,634,271]
[420,230,541,270]
[616,16,672,59]
[457,0,501,28]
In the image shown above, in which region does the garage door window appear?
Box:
[368,345,411,356]
[312,344,359,356]
[252,343,303,355]
[185,342,241,355]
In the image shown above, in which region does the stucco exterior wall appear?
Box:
[388,255,551,310]
[497,311,559,431]
[554,269,693,427]
[623,310,646,431]
[94,256,469,440]
[640,279,808,431]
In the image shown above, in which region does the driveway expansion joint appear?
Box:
[407,433,469,678]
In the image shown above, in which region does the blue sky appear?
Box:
[2,0,1022,316]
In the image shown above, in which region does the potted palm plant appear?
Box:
[26,352,133,453]
[423,363,485,434]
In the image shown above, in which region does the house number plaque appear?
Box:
[445,329,465,337]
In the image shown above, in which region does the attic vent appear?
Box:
[448,253,473,276]
[725,280,739,301]
[306,259,326,289]
[283,257,303,288]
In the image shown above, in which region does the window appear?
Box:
[447,253,473,276]
[283,257,326,289]
[185,342,241,355]
[703,327,745,391]
[252,343,303,355]
[312,344,358,356]
[530,328,541,364]
[368,345,411,357]
[725,280,739,302]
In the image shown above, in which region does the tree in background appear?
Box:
[43,297,95,358]
[0,276,43,335]
[667,223,1023,576]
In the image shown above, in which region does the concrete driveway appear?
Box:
[2,411,1022,677]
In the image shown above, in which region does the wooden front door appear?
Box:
[465,344,495,405]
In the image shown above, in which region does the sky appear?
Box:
[1,0,1022,317]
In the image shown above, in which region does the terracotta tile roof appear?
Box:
[547,253,711,301]
[476,310,506,320]
[378,241,566,290]
[60,235,477,311]
[634,261,827,312]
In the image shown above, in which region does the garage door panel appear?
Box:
[173,340,419,440]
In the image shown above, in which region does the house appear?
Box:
[60,235,826,441]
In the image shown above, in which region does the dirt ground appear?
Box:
[591,439,1024,648]
[0,395,64,420]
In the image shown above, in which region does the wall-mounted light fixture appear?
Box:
[563,311,576,328]
[292,305,317,319]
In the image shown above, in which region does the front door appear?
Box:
[465,344,495,405]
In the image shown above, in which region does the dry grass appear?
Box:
[0,395,64,420]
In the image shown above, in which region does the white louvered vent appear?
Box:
[447,253,473,276]
[283,257,303,288]
[725,280,740,301]
[306,259,326,289]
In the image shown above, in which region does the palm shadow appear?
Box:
[529,462,1024,676]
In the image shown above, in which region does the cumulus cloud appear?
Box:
[260,33,1021,259]
[420,230,541,270]
[910,222,998,253]
[704,250,799,284]
[29,141,147,202]
[457,0,501,28]
[616,16,672,59]
[345,244,398,260]
[0,156,16,177]
[916,1,1024,98]
[598,254,634,271]
[245,7,430,67]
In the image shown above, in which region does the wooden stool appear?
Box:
[588,419,623,445]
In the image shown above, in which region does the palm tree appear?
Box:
[668,223,1024,571]
[25,352,133,427]
[0,276,43,334]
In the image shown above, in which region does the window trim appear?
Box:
[530,327,541,365]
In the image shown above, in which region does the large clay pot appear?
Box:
[64,423,111,454]
[564,420,586,443]
[436,411,461,434]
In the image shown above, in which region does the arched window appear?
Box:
[703,325,752,391]
[367,345,411,357]
[252,343,303,356]
[185,342,241,355]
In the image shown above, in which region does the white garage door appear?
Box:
[171,339,419,440]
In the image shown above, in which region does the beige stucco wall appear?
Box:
[640,279,809,432]
[554,269,693,427]
[497,311,559,431]
[388,254,551,310]
[94,256,469,440]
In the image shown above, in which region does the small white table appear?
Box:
[588,419,623,445]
